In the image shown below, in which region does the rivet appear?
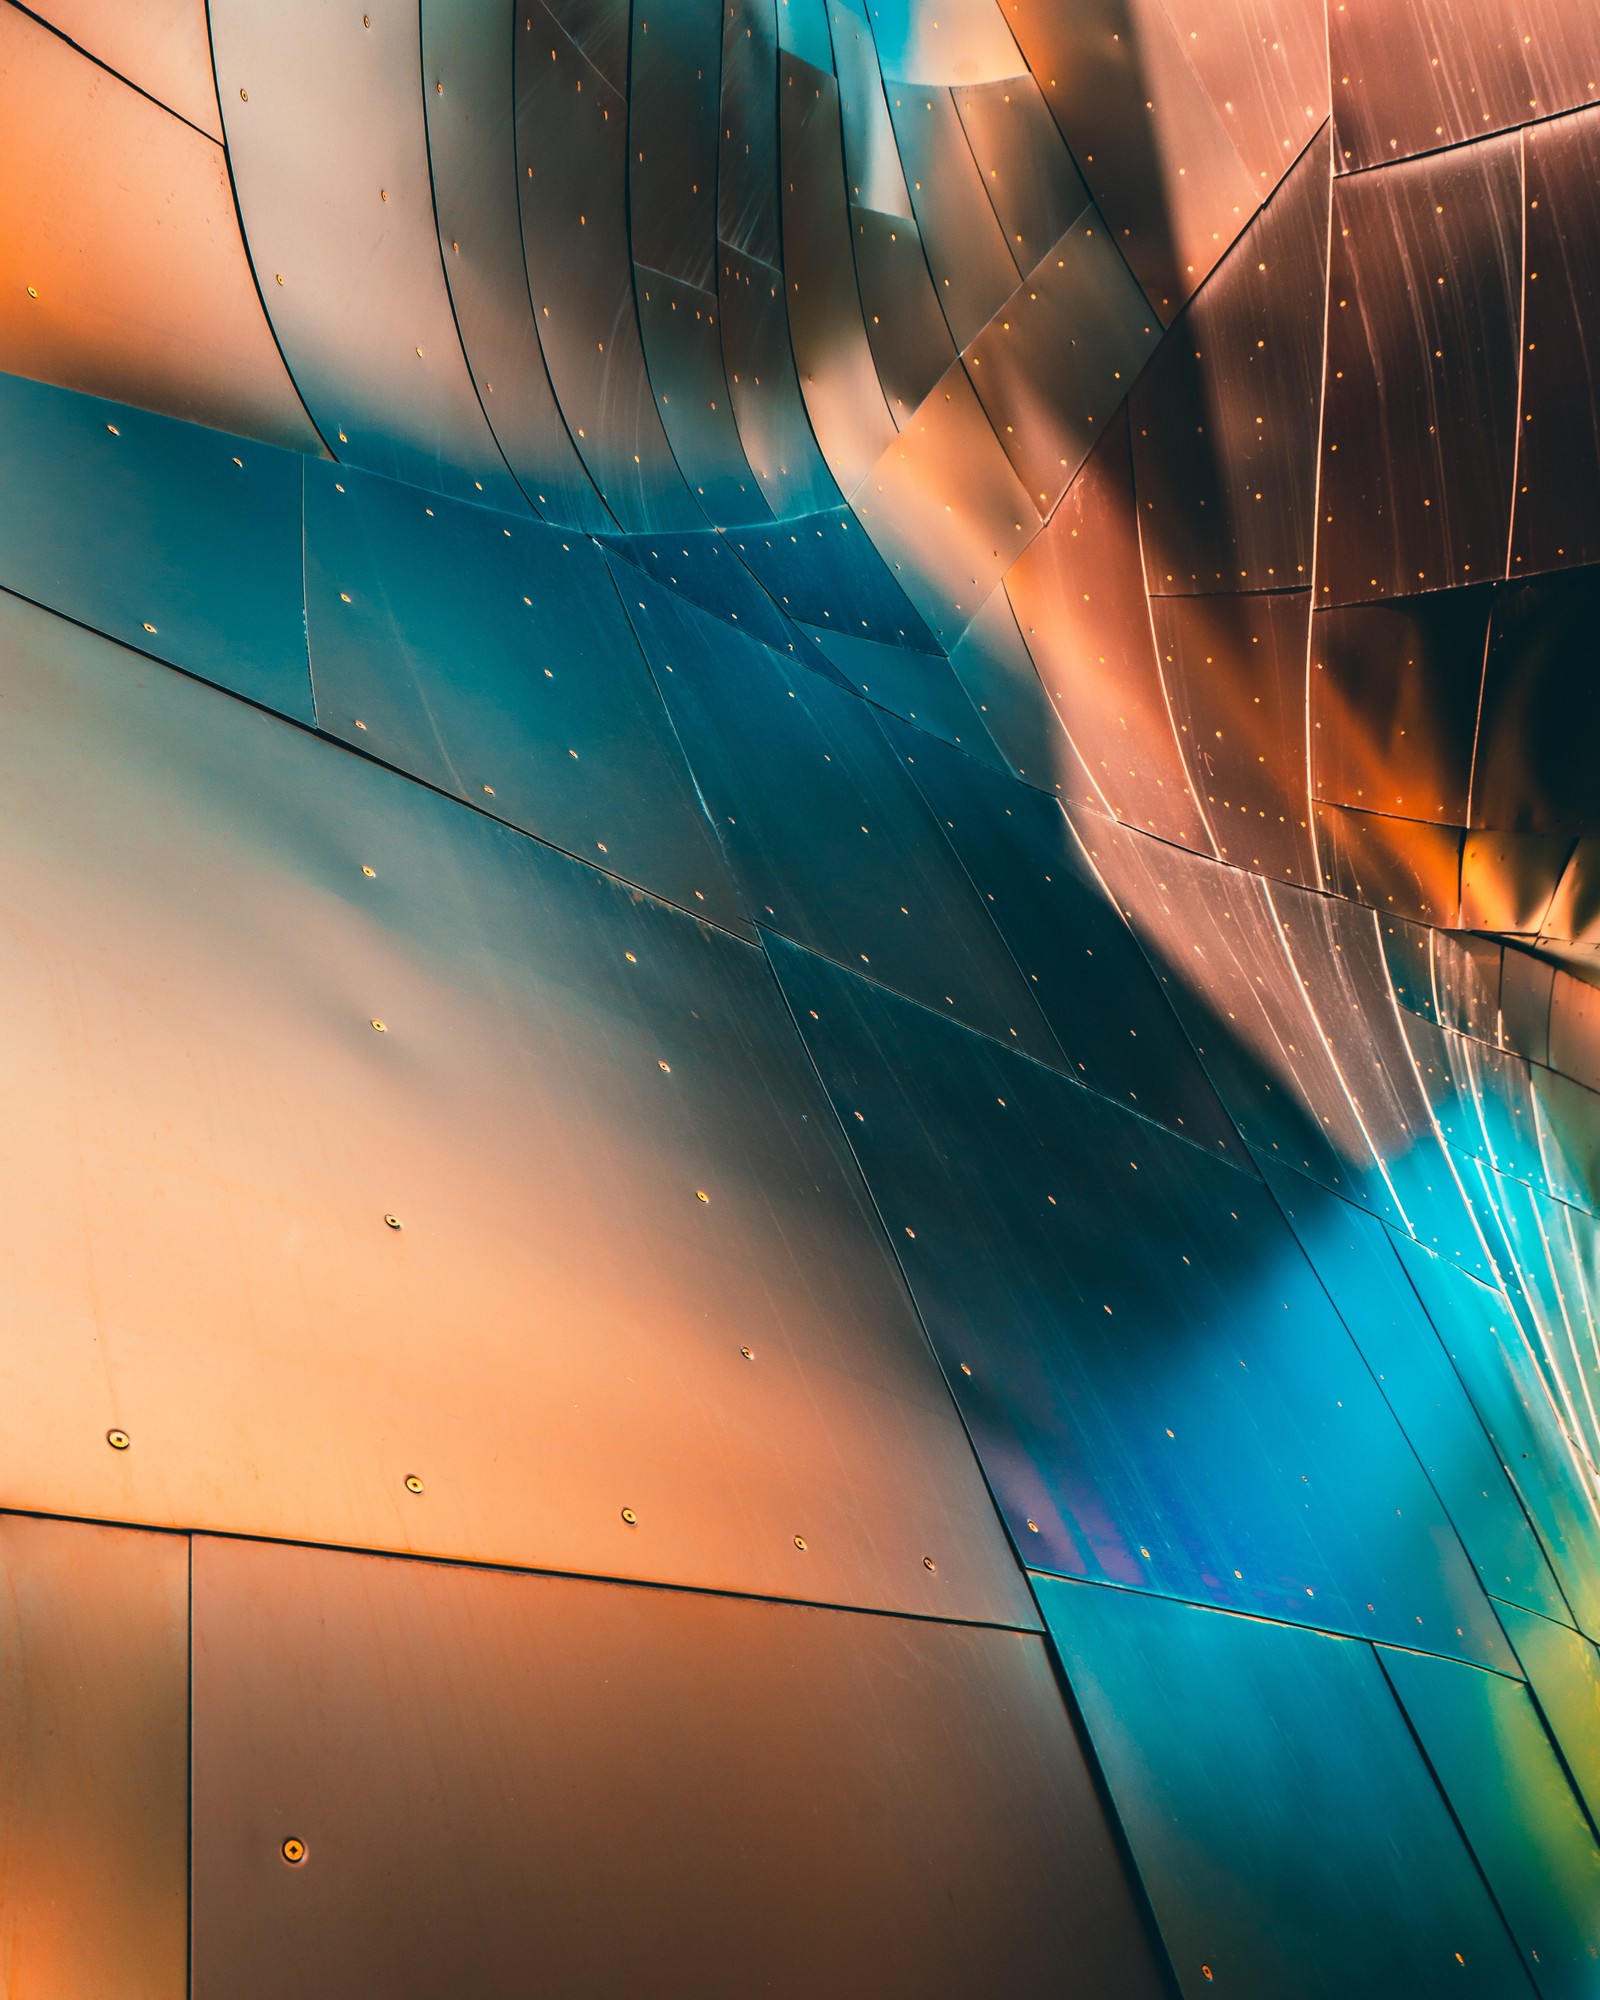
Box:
[658,1060,671,1072]
[624,951,636,963]
[239,87,249,101]
[282,1837,306,1864]
[339,592,352,602]
[695,1189,709,1203]
[793,1535,807,1551]
[1026,1519,1039,1533]
[106,1428,130,1451]
[383,1214,402,1230]
[370,1018,387,1032]
[923,1556,936,1571]
[1201,1970,1213,1984]
[959,1362,972,1375]
[482,785,494,795]
[25,285,37,298]
[621,1506,637,1525]
[354,718,367,729]
[404,1474,424,1494]
[361,865,376,877]
[740,1345,754,1360]
[142,622,157,633]
[275,273,284,285]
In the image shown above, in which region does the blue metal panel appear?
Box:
[715,245,844,518]
[944,585,1073,792]
[1499,1603,1600,1831]
[726,507,936,648]
[1038,1580,1535,2000]
[802,628,1002,759]
[633,268,771,525]
[603,533,841,674]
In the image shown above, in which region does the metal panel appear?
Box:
[625,579,1058,1059]
[1006,409,1213,845]
[603,531,838,671]
[863,0,1025,88]
[0,4,316,450]
[850,206,959,427]
[27,0,223,137]
[962,208,1159,517]
[422,0,614,531]
[884,84,1021,347]
[946,583,1081,793]
[1310,587,1493,825]
[0,371,312,722]
[628,0,720,291]
[1512,106,1600,580]
[212,0,523,503]
[830,0,911,220]
[716,245,843,518]
[1155,0,1328,196]
[0,1512,188,2000]
[773,934,1515,1666]
[1132,133,1329,594]
[543,0,627,91]
[727,505,936,647]
[1503,946,1557,1068]
[0,588,1032,1627]
[514,2,702,529]
[952,74,1090,272]
[634,268,771,524]
[1148,590,1317,885]
[1460,829,1572,936]
[1380,1644,1600,1997]
[1499,1602,1600,1831]
[1005,0,1260,321]
[1318,135,1521,606]
[192,1538,1163,2000]
[304,463,746,930]
[801,627,1003,760]
[1329,0,1600,172]
[1314,802,1464,928]
[717,0,782,267]
[1474,570,1600,840]
[1262,1161,1570,1625]
[1038,1580,1535,2000]
[884,719,1245,1157]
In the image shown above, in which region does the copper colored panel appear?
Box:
[0,591,1032,1628]
[1132,132,1329,594]
[850,207,959,427]
[1512,107,1600,579]
[1314,803,1463,928]
[1318,136,1521,606]
[191,1539,1162,2000]
[1155,0,1328,195]
[423,0,614,531]
[1459,830,1571,935]
[0,5,316,450]
[1149,589,1316,885]
[0,1513,187,2000]
[962,209,1159,516]
[1474,569,1600,840]
[1310,587,1492,825]
[853,362,1039,647]
[884,83,1021,347]
[952,73,1090,273]
[28,0,222,137]
[946,583,1085,794]
[1005,0,1260,320]
[1329,0,1600,172]
[1542,839,1600,962]
[1006,409,1214,846]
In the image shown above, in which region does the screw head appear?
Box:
[106,1428,130,1451]
[403,1474,424,1495]
[282,1838,306,1865]
[620,1507,637,1525]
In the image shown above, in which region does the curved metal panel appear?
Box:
[717,0,781,266]
[1499,1602,1600,1829]
[726,505,935,646]
[0,590,1031,1626]
[628,0,720,290]
[850,206,961,426]
[945,583,1079,792]
[0,4,316,450]
[1474,570,1600,840]
[1156,0,1328,197]
[802,627,1002,757]
[604,530,835,668]
[884,82,1021,348]
[716,245,844,518]
[26,0,223,137]
[635,269,772,524]
[951,74,1089,272]
[192,1539,1168,2000]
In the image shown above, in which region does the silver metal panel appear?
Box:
[0,1512,188,2000]
[951,74,1090,272]
[628,0,720,291]
[212,0,522,503]
[850,205,962,428]
[717,0,782,266]
[716,244,844,518]
[883,83,1021,347]
[634,268,772,525]
[192,1538,1162,1999]
[0,588,1032,1627]
[27,0,223,137]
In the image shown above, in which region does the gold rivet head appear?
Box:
[793,1535,807,1551]
[370,1019,386,1032]
[106,1428,130,1451]
[740,1345,754,1360]
[403,1474,424,1495]
[959,1362,972,1376]
[361,865,376,877]
[620,1507,637,1525]
[25,285,37,299]
[923,1557,936,1571]
[383,1214,402,1230]
[282,1838,306,1864]
[239,87,249,101]
[695,1189,709,1203]
[1026,1519,1040,1533]
[143,622,157,634]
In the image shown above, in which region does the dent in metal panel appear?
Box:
[727,505,936,647]
[1474,570,1600,840]
[717,245,844,518]
[1155,0,1328,196]
[774,935,1515,1665]
[850,206,959,428]
[0,1513,187,2000]
[1330,0,1600,173]
[1132,134,1329,593]
[304,465,746,930]
[885,720,1244,1156]
[1005,0,1260,321]
[962,208,1159,517]
[1499,1603,1600,1831]
[514,3,702,530]
[626,579,1057,1058]
[718,0,782,266]
[27,0,223,137]
[1314,802,1464,928]
[946,583,1082,793]
[1038,1581,1535,2000]
[1262,1160,1569,1625]
[212,0,522,502]
[951,74,1090,273]
[1149,590,1317,885]
[192,1540,1172,2000]
[635,268,772,525]
[779,55,898,493]
[1380,1645,1600,1997]
[1512,107,1600,580]
[1318,137,1521,606]
[0,372,311,722]
[853,362,1040,647]
[801,627,1003,760]
[423,0,614,532]
[0,590,1030,1625]
[0,6,316,450]
[1310,587,1492,825]
[1006,409,1213,845]
[883,83,1021,347]
[629,0,720,290]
